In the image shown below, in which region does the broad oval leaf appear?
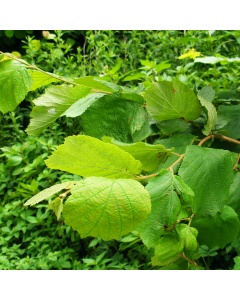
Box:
[143,79,201,122]
[0,60,32,113]
[45,135,142,178]
[62,177,151,240]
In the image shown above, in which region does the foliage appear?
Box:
[1,30,240,270]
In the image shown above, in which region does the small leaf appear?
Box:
[24,181,76,206]
[176,224,199,260]
[0,60,32,113]
[197,87,217,135]
[143,79,201,122]
[62,177,151,240]
[45,135,142,178]
[49,197,63,220]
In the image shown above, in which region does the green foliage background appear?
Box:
[1,30,240,269]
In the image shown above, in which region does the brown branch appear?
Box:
[198,133,240,147]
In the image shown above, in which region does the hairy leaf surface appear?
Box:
[45,135,142,178]
[143,79,201,122]
[62,177,151,240]
[0,60,32,113]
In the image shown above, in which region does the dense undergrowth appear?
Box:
[0,30,240,270]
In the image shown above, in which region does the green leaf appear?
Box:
[49,197,63,220]
[102,137,173,173]
[143,79,201,122]
[45,135,142,178]
[62,177,151,240]
[176,224,199,260]
[197,87,217,135]
[24,181,76,206]
[63,93,106,117]
[179,145,235,216]
[172,176,195,208]
[81,94,149,142]
[28,70,61,91]
[138,170,182,248]
[26,84,92,136]
[228,172,240,215]
[157,118,190,135]
[191,205,239,248]
[151,233,184,266]
[73,76,116,93]
[0,60,32,113]
[216,104,240,139]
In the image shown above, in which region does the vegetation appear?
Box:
[0,30,240,270]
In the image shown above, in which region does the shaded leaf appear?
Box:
[81,94,148,142]
[197,87,217,135]
[49,197,63,220]
[191,205,239,248]
[62,177,151,240]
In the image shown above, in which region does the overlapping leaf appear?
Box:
[26,84,97,136]
[138,169,194,248]
[102,137,173,172]
[28,69,61,91]
[191,205,239,248]
[197,86,217,135]
[62,177,151,240]
[179,145,235,216]
[45,135,142,178]
[81,94,149,142]
[24,181,76,206]
[143,79,201,122]
[0,60,32,113]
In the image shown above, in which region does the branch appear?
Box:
[198,133,240,147]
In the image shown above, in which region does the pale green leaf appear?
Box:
[26,84,92,136]
[45,135,142,178]
[81,94,149,142]
[143,79,201,122]
[194,56,240,64]
[24,181,76,206]
[73,76,116,93]
[179,145,235,216]
[197,87,217,135]
[63,93,105,117]
[0,60,32,113]
[191,205,239,248]
[62,177,151,240]
[49,197,63,220]
[102,137,173,172]
[28,70,61,91]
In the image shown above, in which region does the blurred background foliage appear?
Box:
[0,30,240,269]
